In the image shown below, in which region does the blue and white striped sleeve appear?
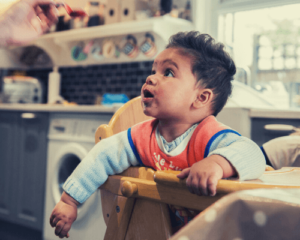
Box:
[63,130,139,203]
[208,132,266,180]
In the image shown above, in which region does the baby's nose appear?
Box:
[145,75,157,85]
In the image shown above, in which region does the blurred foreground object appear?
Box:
[262,135,300,170]
[171,188,300,240]
[0,0,58,46]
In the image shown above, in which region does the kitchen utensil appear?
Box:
[140,33,157,58]
[122,35,139,58]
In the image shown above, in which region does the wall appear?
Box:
[2,60,153,104]
[0,49,23,68]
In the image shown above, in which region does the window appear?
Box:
[217,2,300,108]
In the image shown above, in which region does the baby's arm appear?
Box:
[178,132,265,196]
[50,130,139,238]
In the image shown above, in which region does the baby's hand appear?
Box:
[50,192,79,238]
[177,156,225,196]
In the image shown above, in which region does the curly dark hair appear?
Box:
[166,31,236,116]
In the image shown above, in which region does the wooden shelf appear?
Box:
[40,16,194,44]
[10,16,194,67]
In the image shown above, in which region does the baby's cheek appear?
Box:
[157,87,170,97]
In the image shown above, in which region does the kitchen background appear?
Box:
[1,0,300,108]
[1,0,300,240]
[0,0,194,105]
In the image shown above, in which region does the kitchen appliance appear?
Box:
[43,113,112,240]
[2,76,43,103]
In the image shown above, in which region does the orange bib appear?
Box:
[128,116,240,170]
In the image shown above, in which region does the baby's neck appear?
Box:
[157,120,198,142]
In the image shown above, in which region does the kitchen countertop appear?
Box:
[222,106,300,119]
[1,104,300,118]
[250,108,300,119]
[0,103,121,113]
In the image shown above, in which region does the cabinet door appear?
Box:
[13,112,49,230]
[251,118,300,146]
[0,112,18,223]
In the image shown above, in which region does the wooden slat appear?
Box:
[100,189,117,226]
[125,200,172,240]
[104,195,135,240]
[119,167,156,180]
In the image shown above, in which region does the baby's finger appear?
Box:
[207,175,219,196]
[50,214,55,226]
[50,214,57,227]
[198,177,208,196]
[191,177,202,195]
[185,175,193,194]
[51,216,60,228]
[177,168,190,179]
[55,221,65,236]
[186,176,193,192]
[59,223,71,239]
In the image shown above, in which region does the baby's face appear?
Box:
[141,48,199,121]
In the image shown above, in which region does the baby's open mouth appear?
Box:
[144,89,154,98]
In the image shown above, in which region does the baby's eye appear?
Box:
[164,69,174,77]
[151,70,156,75]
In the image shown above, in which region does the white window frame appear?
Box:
[193,0,300,40]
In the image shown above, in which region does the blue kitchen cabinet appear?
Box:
[0,112,18,223]
[251,117,300,146]
[0,111,49,232]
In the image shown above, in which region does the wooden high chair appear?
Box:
[95,96,300,240]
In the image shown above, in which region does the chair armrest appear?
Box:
[101,167,300,211]
[100,174,225,211]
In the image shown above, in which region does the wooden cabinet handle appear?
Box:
[121,181,137,197]
[264,124,295,132]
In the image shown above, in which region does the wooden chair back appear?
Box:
[95,96,170,239]
[95,96,151,143]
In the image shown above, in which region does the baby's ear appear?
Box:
[193,88,213,109]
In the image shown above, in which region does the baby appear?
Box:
[50,31,266,238]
